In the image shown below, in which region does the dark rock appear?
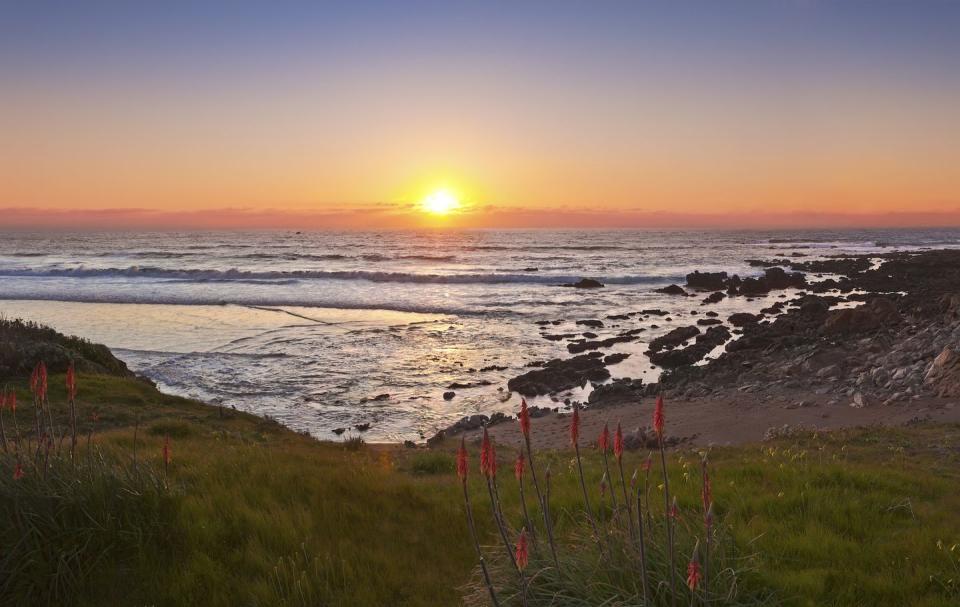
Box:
[738,277,770,295]
[588,378,645,408]
[332,427,346,435]
[728,313,761,327]
[701,292,726,305]
[697,318,723,326]
[648,325,731,367]
[507,354,611,396]
[940,294,960,318]
[745,259,782,268]
[568,340,603,354]
[924,347,960,397]
[576,319,605,328]
[479,364,508,372]
[582,332,598,339]
[561,278,605,289]
[621,426,682,450]
[649,326,700,352]
[447,380,492,389]
[641,309,670,316]
[657,284,688,296]
[355,423,371,432]
[542,333,576,341]
[606,314,630,321]
[822,297,900,335]
[443,391,456,400]
[762,267,807,289]
[603,352,631,365]
[686,270,728,291]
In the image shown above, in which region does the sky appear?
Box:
[2,1,960,230]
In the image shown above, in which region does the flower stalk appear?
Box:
[519,398,559,568]
[571,405,604,557]
[458,437,500,606]
[655,393,677,605]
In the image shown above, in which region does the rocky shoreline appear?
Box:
[431,249,960,446]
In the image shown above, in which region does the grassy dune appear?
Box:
[1,373,959,606]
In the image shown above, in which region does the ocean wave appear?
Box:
[464,244,631,251]
[0,266,679,286]
[0,292,490,316]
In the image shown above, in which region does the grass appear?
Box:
[1,371,958,605]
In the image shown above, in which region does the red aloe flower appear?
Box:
[29,365,38,393]
[687,558,702,590]
[642,454,652,472]
[515,528,529,571]
[570,406,580,446]
[653,394,664,438]
[163,435,171,466]
[514,451,525,481]
[480,428,496,478]
[614,422,624,461]
[66,361,77,400]
[456,437,468,482]
[518,397,531,438]
[598,422,610,452]
[13,462,24,480]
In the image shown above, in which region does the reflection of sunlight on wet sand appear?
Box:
[0,300,443,353]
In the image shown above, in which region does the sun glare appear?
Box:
[421,190,460,215]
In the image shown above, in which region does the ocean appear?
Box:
[1,228,958,441]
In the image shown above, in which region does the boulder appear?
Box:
[702,292,726,305]
[656,284,688,296]
[648,325,731,367]
[822,298,901,335]
[443,391,456,400]
[587,378,644,407]
[924,347,960,397]
[561,278,605,289]
[507,354,611,396]
[576,319,605,328]
[762,267,807,289]
[940,294,960,318]
[728,312,761,327]
[603,352,631,365]
[686,271,728,291]
[850,392,872,408]
[648,326,700,352]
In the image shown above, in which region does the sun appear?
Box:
[421,189,461,215]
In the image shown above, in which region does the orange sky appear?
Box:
[2,3,959,230]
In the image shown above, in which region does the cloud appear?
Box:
[1,205,959,230]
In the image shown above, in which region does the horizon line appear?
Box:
[3,206,960,231]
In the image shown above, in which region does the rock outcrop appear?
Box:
[507,354,611,396]
[924,347,960,397]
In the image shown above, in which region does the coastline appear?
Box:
[437,248,960,448]
[3,247,959,448]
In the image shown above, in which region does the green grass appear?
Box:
[1,373,959,605]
